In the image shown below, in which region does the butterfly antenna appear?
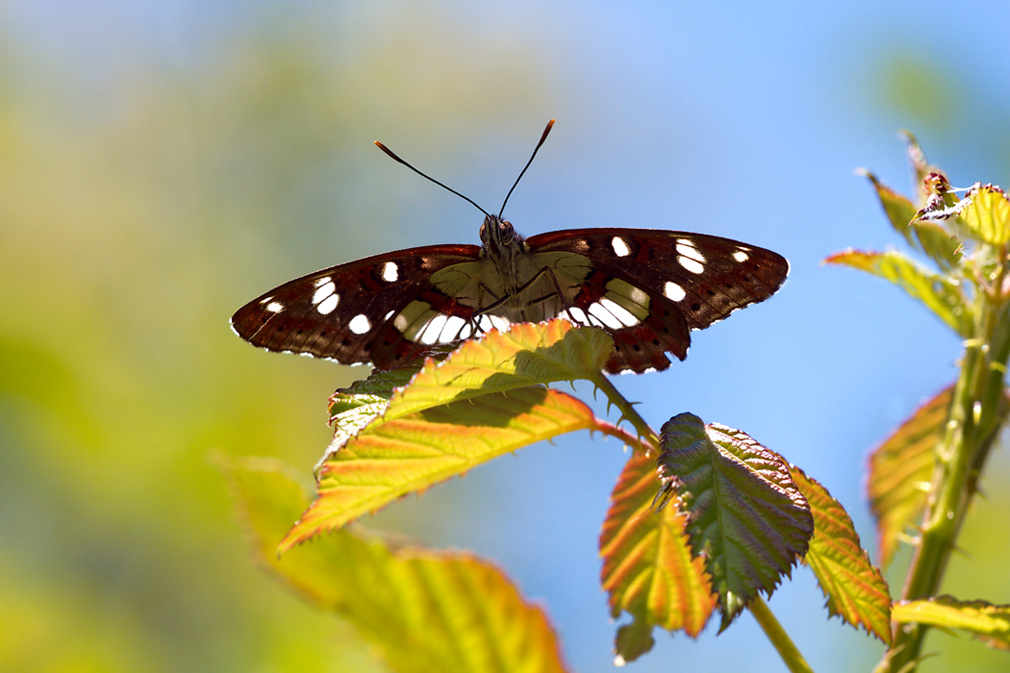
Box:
[374,140,491,218]
[498,118,555,218]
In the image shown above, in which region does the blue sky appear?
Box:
[5,2,1010,672]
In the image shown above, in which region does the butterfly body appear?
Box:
[232,212,788,374]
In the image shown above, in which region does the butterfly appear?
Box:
[231,120,788,374]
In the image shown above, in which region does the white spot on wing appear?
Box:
[733,249,750,263]
[676,241,707,263]
[266,301,284,313]
[418,314,449,345]
[317,293,339,315]
[565,307,591,327]
[440,315,467,341]
[489,314,511,331]
[381,261,399,282]
[394,313,409,332]
[599,297,641,326]
[611,236,631,257]
[313,276,332,288]
[312,281,336,305]
[587,302,625,330]
[348,314,371,334]
[664,281,686,302]
[678,256,705,274]
[477,315,496,333]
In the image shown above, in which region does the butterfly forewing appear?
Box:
[231,244,484,367]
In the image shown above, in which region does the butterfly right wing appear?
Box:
[524,228,789,373]
[230,244,486,368]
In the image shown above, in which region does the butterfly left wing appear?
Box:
[231,244,486,368]
[524,228,789,373]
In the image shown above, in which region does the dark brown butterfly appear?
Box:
[231,121,788,374]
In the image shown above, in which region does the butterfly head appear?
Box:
[479,214,520,257]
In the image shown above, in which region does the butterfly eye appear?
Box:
[498,219,515,243]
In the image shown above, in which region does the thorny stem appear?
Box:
[877,267,1010,672]
[590,372,660,450]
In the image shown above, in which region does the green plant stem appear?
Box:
[749,596,814,673]
[878,299,1010,673]
[591,373,660,450]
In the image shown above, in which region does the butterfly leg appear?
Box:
[521,265,583,324]
[470,283,505,333]
[479,265,582,325]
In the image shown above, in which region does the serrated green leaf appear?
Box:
[824,249,971,336]
[908,219,964,271]
[867,385,951,568]
[600,451,716,661]
[321,365,427,469]
[790,465,891,644]
[958,183,1010,246]
[892,596,1010,650]
[656,413,813,630]
[860,169,921,244]
[329,365,421,416]
[221,457,571,673]
[284,387,615,551]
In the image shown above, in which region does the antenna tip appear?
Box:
[374,140,404,164]
[539,119,555,144]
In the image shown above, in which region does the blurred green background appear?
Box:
[2,3,1010,672]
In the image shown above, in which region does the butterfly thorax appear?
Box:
[474,215,568,321]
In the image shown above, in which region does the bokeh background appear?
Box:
[3,2,1010,672]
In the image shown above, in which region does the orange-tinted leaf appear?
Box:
[599,451,716,662]
[893,596,1010,651]
[283,387,613,550]
[657,414,812,630]
[868,386,950,568]
[790,465,891,643]
[385,320,614,423]
[319,321,614,466]
[223,457,572,673]
[289,322,619,549]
